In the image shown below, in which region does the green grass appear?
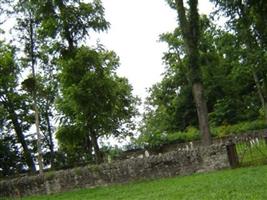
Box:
[237,139,267,166]
[17,165,267,200]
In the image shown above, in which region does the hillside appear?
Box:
[19,165,267,200]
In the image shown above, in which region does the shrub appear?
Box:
[136,120,267,148]
[212,120,267,138]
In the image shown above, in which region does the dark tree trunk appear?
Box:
[175,0,211,145]
[253,70,267,123]
[192,83,212,145]
[264,103,267,124]
[90,131,102,164]
[8,103,36,172]
[57,0,74,51]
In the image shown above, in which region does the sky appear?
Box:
[92,0,215,146]
[91,0,214,102]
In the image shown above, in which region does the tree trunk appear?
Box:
[57,0,74,51]
[263,102,267,124]
[192,82,212,145]
[29,11,44,175]
[33,100,44,175]
[8,104,36,172]
[85,135,93,158]
[90,131,102,164]
[44,107,55,168]
[252,71,267,123]
[175,0,212,145]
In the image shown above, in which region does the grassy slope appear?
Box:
[21,165,267,200]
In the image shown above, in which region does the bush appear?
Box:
[136,120,267,148]
[212,120,267,138]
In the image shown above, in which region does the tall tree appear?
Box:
[0,134,24,177]
[57,46,138,164]
[138,16,261,147]
[0,41,36,172]
[210,0,267,123]
[33,0,138,164]
[16,0,44,174]
[167,0,211,145]
[1,0,62,172]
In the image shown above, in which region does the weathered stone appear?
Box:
[0,144,229,198]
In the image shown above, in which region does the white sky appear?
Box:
[92,0,214,101]
[93,0,215,146]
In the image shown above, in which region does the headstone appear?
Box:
[186,145,189,151]
[145,150,149,157]
[189,142,194,149]
[107,155,112,163]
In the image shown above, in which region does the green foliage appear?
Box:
[140,13,263,148]
[0,135,24,177]
[166,127,200,143]
[57,46,138,134]
[211,120,267,138]
[210,0,267,122]
[1,0,136,168]
[136,126,200,149]
[0,42,36,172]
[19,165,267,200]
[36,0,109,49]
[56,125,86,150]
[56,46,139,163]
[137,120,267,148]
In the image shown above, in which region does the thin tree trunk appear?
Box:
[33,99,44,175]
[85,135,93,158]
[57,0,74,51]
[8,103,36,172]
[240,8,267,123]
[252,71,267,123]
[264,103,267,124]
[29,12,44,175]
[44,107,55,168]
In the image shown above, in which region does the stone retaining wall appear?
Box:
[0,144,229,198]
[117,129,267,161]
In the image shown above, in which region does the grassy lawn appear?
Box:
[236,139,267,166]
[17,165,267,200]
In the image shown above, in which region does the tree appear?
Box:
[167,0,211,145]
[138,14,261,147]
[210,0,267,123]
[0,41,36,172]
[140,27,197,140]
[0,133,24,177]
[16,0,45,174]
[35,0,109,53]
[57,46,139,163]
[37,75,57,168]
[32,0,138,164]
